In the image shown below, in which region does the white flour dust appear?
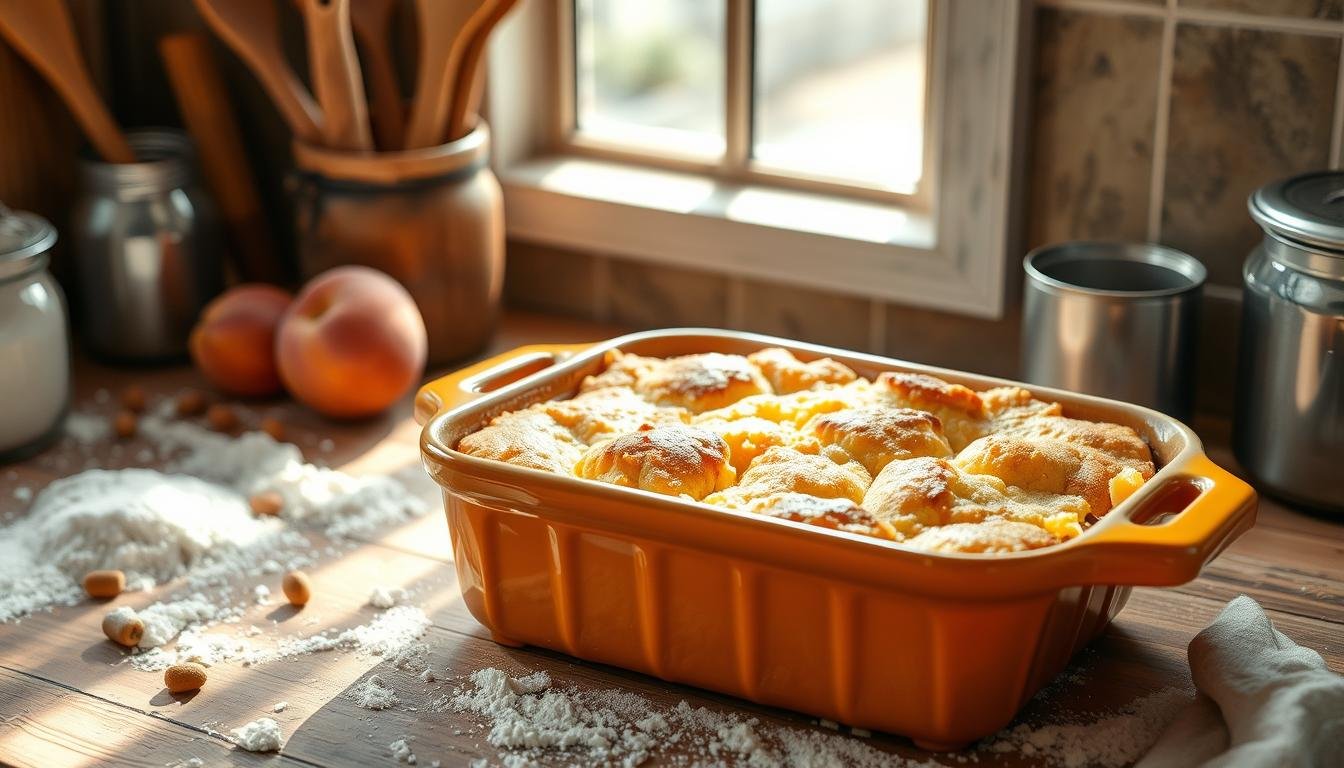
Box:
[449,668,1190,768]
[230,717,284,752]
[0,414,433,624]
[350,674,399,710]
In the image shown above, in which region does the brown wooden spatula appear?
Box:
[0,0,135,163]
[296,0,372,151]
[402,0,492,150]
[193,0,325,145]
[350,0,404,151]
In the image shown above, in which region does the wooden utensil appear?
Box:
[193,0,324,146]
[0,0,134,163]
[402,0,491,150]
[159,33,281,283]
[296,0,372,151]
[445,0,519,142]
[350,0,404,151]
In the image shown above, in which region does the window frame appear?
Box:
[485,0,1027,320]
[558,0,937,209]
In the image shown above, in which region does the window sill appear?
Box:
[500,156,1000,318]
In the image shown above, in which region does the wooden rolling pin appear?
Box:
[159,33,282,283]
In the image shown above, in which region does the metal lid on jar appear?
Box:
[0,203,58,281]
[1249,171,1344,254]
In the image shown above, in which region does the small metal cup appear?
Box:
[1021,242,1206,418]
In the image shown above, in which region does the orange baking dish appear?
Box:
[416,329,1257,749]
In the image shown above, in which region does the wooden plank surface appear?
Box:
[0,311,1340,767]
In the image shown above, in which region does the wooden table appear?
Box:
[0,311,1340,767]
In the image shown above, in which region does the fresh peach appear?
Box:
[189,285,292,397]
[276,266,427,419]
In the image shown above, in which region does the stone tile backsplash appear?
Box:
[1161,23,1337,286]
[1028,8,1163,248]
[504,1,1344,418]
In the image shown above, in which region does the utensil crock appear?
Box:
[291,122,504,365]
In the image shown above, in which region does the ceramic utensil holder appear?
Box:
[291,122,504,365]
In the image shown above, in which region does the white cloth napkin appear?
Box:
[1137,595,1344,768]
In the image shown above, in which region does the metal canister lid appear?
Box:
[1248,171,1344,253]
[0,203,58,281]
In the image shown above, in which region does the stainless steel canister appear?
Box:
[1021,242,1206,418]
[71,129,224,361]
[1236,171,1344,512]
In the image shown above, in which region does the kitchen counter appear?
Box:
[0,310,1340,767]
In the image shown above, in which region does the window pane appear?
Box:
[574,0,726,158]
[753,0,927,192]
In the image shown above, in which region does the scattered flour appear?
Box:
[450,668,1187,768]
[280,605,431,659]
[389,737,417,764]
[63,411,110,444]
[131,605,430,671]
[138,595,219,648]
[369,585,409,608]
[350,674,399,710]
[1,416,431,631]
[392,642,430,673]
[230,717,284,752]
[984,687,1190,767]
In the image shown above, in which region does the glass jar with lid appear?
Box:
[0,204,69,461]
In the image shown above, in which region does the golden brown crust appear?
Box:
[747,492,892,538]
[905,520,1057,553]
[995,414,1154,469]
[575,425,735,500]
[457,409,586,474]
[544,387,687,444]
[862,457,1089,540]
[693,415,794,475]
[874,372,989,451]
[708,446,872,506]
[954,434,1140,516]
[803,406,953,476]
[747,347,857,394]
[463,348,1154,553]
[638,353,772,412]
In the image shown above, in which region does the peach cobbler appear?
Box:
[456,348,1155,553]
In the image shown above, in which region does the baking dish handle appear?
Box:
[415,343,592,424]
[1074,454,1258,586]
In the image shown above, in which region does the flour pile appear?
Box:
[0,415,433,624]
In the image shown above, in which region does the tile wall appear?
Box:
[506,0,1344,418]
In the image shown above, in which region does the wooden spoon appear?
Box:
[402,0,492,150]
[350,0,404,151]
[193,0,324,145]
[159,33,281,282]
[0,0,134,163]
[445,0,520,142]
[296,0,372,151]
